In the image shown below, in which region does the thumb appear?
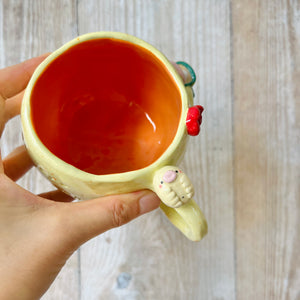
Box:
[58,190,160,248]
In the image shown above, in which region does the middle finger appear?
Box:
[3,145,33,181]
[4,90,24,122]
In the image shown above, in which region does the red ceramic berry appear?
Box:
[187,106,200,121]
[187,120,200,136]
[196,105,204,113]
[186,105,204,136]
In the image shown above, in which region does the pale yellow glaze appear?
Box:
[21,32,207,241]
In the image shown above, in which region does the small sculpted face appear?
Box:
[153,166,194,208]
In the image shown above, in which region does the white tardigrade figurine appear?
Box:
[153,166,194,208]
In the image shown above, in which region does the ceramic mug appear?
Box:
[21,32,207,241]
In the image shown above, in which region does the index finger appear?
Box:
[0,53,49,99]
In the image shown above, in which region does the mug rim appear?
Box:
[21,31,189,183]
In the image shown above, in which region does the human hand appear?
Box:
[0,55,161,299]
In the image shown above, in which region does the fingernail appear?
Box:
[171,62,192,84]
[139,192,161,214]
[180,66,192,84]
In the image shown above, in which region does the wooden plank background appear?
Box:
[0,0,299,299]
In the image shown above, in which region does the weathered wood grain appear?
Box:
[1,0,299,299]
[232,0,300,299]
[0,1,80,299]
[78,1,235,299]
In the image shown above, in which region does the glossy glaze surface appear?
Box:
[31,39,181,175]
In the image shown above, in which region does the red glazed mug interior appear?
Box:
[30,39,182,175]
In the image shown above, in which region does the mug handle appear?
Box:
[152,166,207,241]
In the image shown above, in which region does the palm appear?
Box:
[0,177,65,298]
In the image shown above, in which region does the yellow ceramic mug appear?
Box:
[21,32,207,241]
